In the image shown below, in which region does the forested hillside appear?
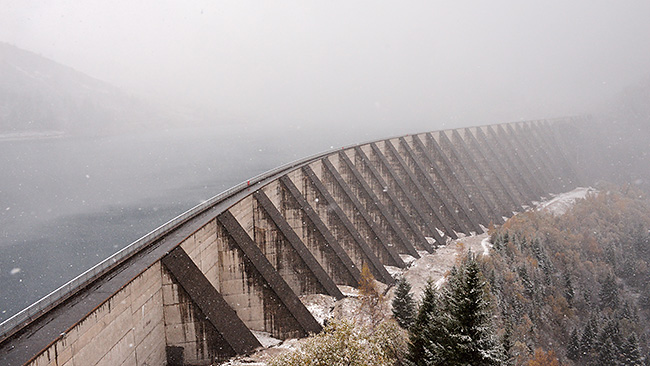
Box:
[485,185,650,365]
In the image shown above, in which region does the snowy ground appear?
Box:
[217,188,590,365]
[534,186,596,216]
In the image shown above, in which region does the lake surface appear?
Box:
[0,124,347,322]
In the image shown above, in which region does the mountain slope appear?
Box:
[0,42,169,136]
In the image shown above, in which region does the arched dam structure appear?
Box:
[1,119,582,366]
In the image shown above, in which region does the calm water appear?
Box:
[0,124,332,322]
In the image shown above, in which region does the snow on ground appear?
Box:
[299,294,336,326]
[481,237,493,256]
[536,186,596,216]
[338,285,359,298]
[385,265,403,278]
[399,254,417,266]
[251,330,282,348]
[388,233,489,302]
[216,232,494,364]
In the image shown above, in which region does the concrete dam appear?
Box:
[0,119,582,366]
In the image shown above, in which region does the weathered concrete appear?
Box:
[321,157,405,268]
[423,133,493,227]
[398,136,472,234]
[302,164,393,283]
[367,142,445,245]
[410,134,483,233]
[253,189,344,299]
[338,151,420,258]
[0,119,581,366]
[352,146,433,253]
[161,246,261,363]
[278,174,361,287]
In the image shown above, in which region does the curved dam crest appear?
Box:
[0,119,582,366]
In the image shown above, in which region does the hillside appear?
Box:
[0,42,173,136]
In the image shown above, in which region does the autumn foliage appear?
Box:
[484,186,650,365]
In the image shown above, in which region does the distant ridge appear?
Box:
[0,42,171,136]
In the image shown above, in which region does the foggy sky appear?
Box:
[2,0,650,133]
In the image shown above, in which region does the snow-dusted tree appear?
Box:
[566,328,581,361]
[407,279,446,366]
[600,273,620,310]
[407,252,502,365]
[621,332,643,366]
[392,276,416,330]
[597,338,618,365]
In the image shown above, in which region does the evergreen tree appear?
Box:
[407,280,446,366]
[621,332,643,366]
[502,320,515,366]
[564,272,575,307]
[392,276,417,330]
[600,273,620,310]
[579,316,597,357]
[598,338,618,366]
[407,252,502,365]
[567,328,581,361]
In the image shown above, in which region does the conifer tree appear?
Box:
[407,279,446,366]
[502,320,515,366]
[600,273,620,310]
[392,276,416,330]
[579,317,597,357]
[621,332,643,366]
[566,328,581,361]
[564,272,575,307]
[598,338,618,365]
[407,252,502,365]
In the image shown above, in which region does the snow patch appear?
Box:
[384,265,403,278]
[251,330,282,348]
[338,285,359,298]
[399,254,417,266]
[481,237,493,256]
[536,187,596,216]
[300,294,336,326]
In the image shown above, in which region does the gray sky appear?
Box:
[2,0,650,132]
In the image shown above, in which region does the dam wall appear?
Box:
[0,119,582,366]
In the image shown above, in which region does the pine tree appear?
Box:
[600,273,620,310]
[392,276,416,330]
[407,279,446,366]
[502,320,515,366]
[564,272,575,307]
[407,252,502,365]
[598,338,618,365]
[621,332,643,366]
[566,328,581,361]
[579,316,597,357]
